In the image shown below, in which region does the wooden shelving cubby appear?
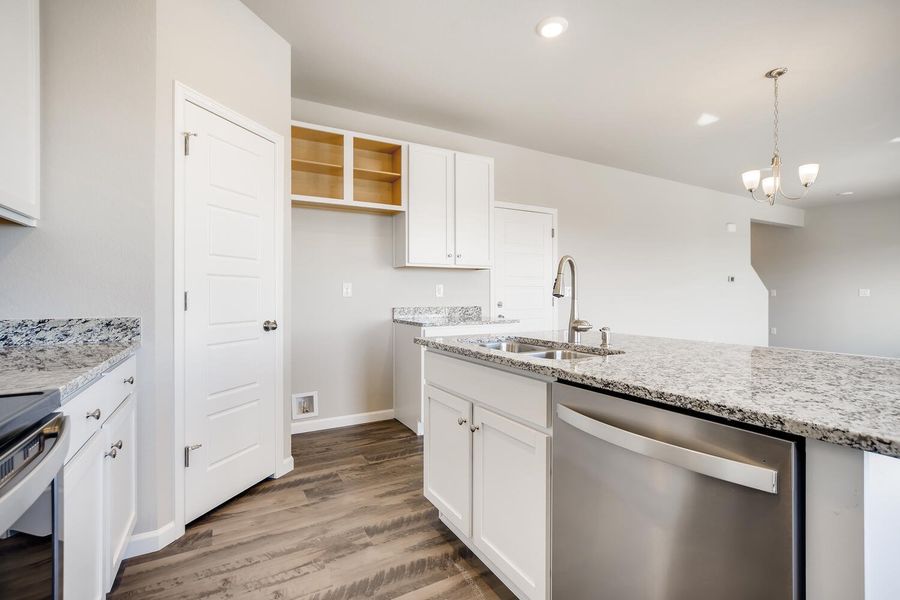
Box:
[291,126,344,200]
[353,137,403,207]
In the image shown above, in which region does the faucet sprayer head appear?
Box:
[552,273,565,298]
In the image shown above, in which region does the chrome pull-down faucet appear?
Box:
[552,255,593,343]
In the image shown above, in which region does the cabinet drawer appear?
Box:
[424,352,550,428]
[60,355,136,463]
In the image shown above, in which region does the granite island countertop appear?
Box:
[0,318,141,402]
[416,330,900,458]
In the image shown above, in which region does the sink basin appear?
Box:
[479,341,552,353]
[524,350,598,360]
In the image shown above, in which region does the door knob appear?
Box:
[263,319,278,332]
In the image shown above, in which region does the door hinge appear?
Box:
[183,131,198,156]
[184,291,188,311]
[552,227,556,238]
[184,444,202,467]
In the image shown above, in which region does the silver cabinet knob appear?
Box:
[86,408,101,420]
[263,319,278,332]
[456,254,462,259]
[497,300,503,308]
[112,440,123,450]
[498,314,505,319]
[457,417,467,426]
[447,253,452,258]
[124,376,135,385]
[105,448,118,459]
[470,425,480,433]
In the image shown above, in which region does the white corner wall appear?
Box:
[290,98,805,424]
[752,199,900,358]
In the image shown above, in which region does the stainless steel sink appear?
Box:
[524,349,598,360]
[479,341,552,353]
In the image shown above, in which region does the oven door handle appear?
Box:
[0,414,70,533]
[557,404,778,494]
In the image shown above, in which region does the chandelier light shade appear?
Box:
[741,67,820,205]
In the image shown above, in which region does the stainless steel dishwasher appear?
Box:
[552,382,800,600]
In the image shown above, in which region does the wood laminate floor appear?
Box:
[109,420,515,600]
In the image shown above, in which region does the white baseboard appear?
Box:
[291,409,394,434]
[124,520,181,559]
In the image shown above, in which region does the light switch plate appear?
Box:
[726,223,737,233]
[342,282,352,297]
[770,327,777,335]
[435,284,444,298]
[859,288,871,297]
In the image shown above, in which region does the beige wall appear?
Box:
[752,199,900,358]
[291,98,805,423]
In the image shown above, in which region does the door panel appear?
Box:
[62,432,104,600]
[103,394,137,590]
[473,406,549,600]
[184,100,277,522]
[407,145,453,265]
[454,153,493,267]
[493,208,554,330]
[424,385,472,535]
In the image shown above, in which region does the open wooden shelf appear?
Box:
[291,195,405,214]
[353,167,401,183]
[291,126,344,199]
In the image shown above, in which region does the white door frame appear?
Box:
[490,201,559,328]
[172,82,288,538]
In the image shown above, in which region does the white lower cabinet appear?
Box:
[103,393,138,590]
[422,361,551,600]
[62,431,105,600]
[424,385,472,535]
[472,406,549,600]
[60,355,137,598]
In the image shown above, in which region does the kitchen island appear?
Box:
[416,330,900,600]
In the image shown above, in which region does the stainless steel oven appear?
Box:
[0,413,69,599]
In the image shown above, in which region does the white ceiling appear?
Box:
[243,0,900,207]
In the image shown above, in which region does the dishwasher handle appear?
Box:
[557,404,778,494]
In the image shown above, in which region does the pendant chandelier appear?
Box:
[741,67,819,205]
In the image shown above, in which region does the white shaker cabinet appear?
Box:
[102,393,138,591]
[423,385,472,536]
[61,431,105,600]
[395,145,493,268]
[0,0,40,225]
[472,406,549,600]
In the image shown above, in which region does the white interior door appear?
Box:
[492,207,555,330]
[454,153,493,267]
[183,100,277,522]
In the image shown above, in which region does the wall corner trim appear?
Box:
[124,520,181,560]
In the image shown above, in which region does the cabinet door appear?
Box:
[62,432,105,600]
[423,385,472,535]
[453,153,493,267]
[472,406,549,600]
[102,394,137,591]
[0,0,40,224]
[407,144,454,265]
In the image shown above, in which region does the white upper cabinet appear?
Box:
[395,145,494,269]
[406,145,454,265]
[0,0,40,225]
[453,153,493,268]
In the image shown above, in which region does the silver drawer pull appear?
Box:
[457,417,467,426]
[124,376,135,385]
[111,440,123,450]
[470,425,480,433]
[105,448,118,459]
[86,409,102,420]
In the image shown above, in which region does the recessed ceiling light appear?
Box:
[890,137,900,143]
[837,191,854,196]
[696,113,720,126]
[536,16,568,38]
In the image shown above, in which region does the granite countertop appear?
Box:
[0,318,141,403]
[416,330,900,458]
[392,305,519,327]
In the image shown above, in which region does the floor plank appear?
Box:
[109,420,514,600]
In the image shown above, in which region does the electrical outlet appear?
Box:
[435,284,444,298]
[770,327,777,335]
[859,288,871,297]
[292,392,318,420]
[727,276,735,283]
[342,282,352,297]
